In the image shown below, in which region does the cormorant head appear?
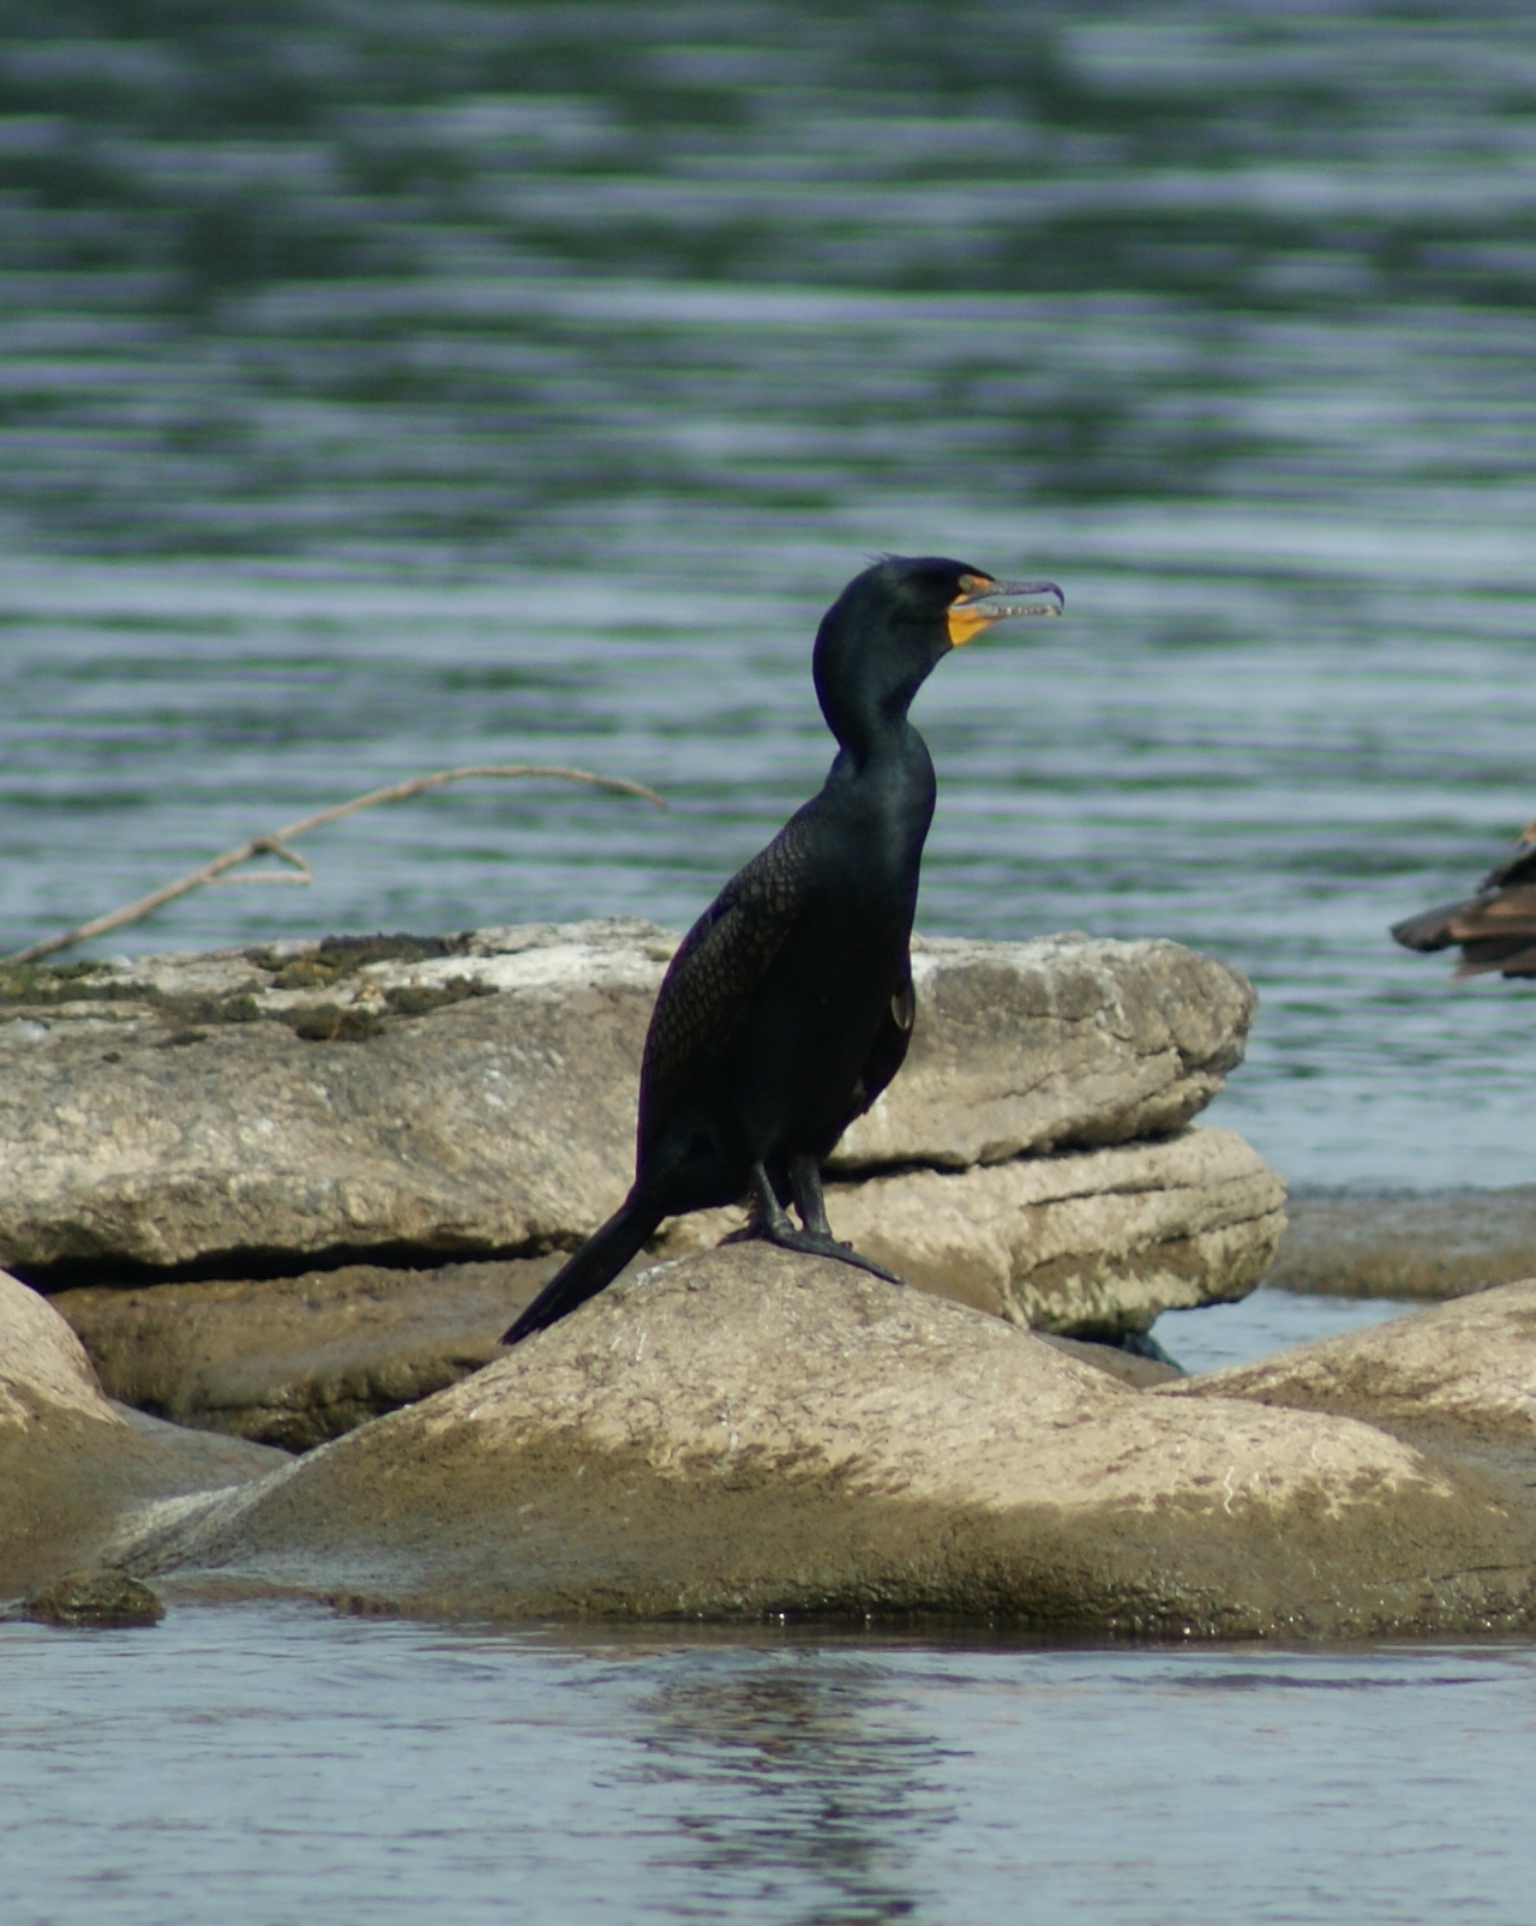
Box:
[813,555,1063,745]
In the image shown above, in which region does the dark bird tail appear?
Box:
[502,1195,664,1345]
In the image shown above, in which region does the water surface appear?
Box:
[4,0,1536,1188]
[4,1606,1535,1926]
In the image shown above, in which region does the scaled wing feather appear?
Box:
[638,807,819,1147]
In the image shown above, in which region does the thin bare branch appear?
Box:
[205,841,315,886]
[2,763,666,968]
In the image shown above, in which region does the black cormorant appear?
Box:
[503,555,1064,1345]
[1392,819,1536,978]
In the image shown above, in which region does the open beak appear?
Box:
[947,575,1065,647]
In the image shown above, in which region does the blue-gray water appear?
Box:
[5,0,1536,1189]
[4,1603,1536,1926]
[3,5,1535,1915]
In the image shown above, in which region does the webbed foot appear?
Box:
[722,1160,906,1286]
[751,1220,907,1287]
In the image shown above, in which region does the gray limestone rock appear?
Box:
[834,931,1256,1170]
[0,922,669,1281]
[0,922,1259,1286]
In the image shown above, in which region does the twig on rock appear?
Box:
[2,763,666,966]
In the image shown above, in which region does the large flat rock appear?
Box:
[834,931,1255,1169]
[0,923,665,1281]
[120,1247,1536,1638]
[0,1269,288,1601]
[0,921,1258,1285]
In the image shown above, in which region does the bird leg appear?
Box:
[727,1158,906,1287]
[787,1152,834,1237]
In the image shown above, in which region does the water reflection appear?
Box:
[5,1610,1536,1924]
[633,1652,954,1922]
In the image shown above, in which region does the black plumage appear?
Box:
[1391,820,1536,978]
[503,555,1063,1345]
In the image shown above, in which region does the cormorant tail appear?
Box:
[501,1196,664,1345]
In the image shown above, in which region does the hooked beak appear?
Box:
[947,575,1065,648]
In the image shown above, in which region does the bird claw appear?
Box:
[724,1219,906,1287]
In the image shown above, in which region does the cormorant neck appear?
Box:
[815,641,942,768]
[811,566,954,766]
[823,686,927,768]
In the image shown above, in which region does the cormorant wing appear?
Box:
[849,958,915,1118]
[638,805,820,1147]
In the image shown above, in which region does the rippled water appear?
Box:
[3,1605,1535,1926]
[4,0,1536,1190]
[3,11,1534,1909]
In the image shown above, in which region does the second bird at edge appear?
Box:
[502,554,1065,1346]
[1391,818,1536,980]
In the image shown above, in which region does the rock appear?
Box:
[54,1257,561,1452]
[0,923,669,1283]
[1269,1187,1536,1299]
[122,1246,1536,1638]
[1034,1333,1184,1389]
[833,932,1255,1170]
[0,1268,288,1601]
[24,1571,165,1629]
[6,919,1276,1442]
[660,1126,1285,1338]
[0,922,1258,1288]
[1168,1280,1536,1452]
